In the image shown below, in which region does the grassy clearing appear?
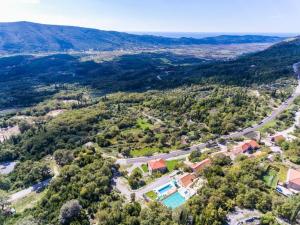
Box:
[259,120,276,133]
[145,191,158,201]
[12,191,46,213]
[263,168,279,188]
[137,118,152,130]
[130,147,160,157]
[130,145,174,157]
[141,164,148,173]
[275,164,288,182]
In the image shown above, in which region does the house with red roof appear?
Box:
[232,140,260,157]
[179,173,197,188]
[190,158,212,173]
[247,140,260,149]
[286,168,300,191]
[148,158,167,175]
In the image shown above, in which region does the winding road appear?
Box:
[117,63,300,165]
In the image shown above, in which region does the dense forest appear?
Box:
[1,37,300,110]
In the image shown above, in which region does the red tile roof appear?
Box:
[287,168,300,186]
[247,140,260,149]
[241,143,251,152]
[179,173,196,188]
[148,158,166,170]
[233,140,259,156]
[191,158,211,173]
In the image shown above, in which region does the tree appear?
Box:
[0,195,9,211]
[19,121,31,133]
[96,135,111,147]
[189,150,201,161]
[260,212,279,225]
[128,169,145,190]
[54,149,74,166]
[212,154,232,166]
[0,177,11,191]
[140,202,174,225]
[59,200,82,225]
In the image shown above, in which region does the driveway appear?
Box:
[135,173,172,199]
[113,172,172,201]
[8,179,51,202]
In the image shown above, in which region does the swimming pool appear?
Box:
[162,192,186,209]
[157,184,173,195]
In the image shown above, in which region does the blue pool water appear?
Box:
[158,184,172,195]
[162,192,186,209]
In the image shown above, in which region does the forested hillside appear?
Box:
[0,21,283,53]
[1,37,300,225]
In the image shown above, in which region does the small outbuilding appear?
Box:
[190,158,212,173]
[286,168,300,191]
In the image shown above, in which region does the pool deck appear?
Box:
[162,191,186,209]
[151,173,199,209]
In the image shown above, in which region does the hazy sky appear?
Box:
[0,0,300,33]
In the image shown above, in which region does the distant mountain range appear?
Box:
[0,21,286,53]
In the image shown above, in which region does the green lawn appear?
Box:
[141,164,149,173]
[263,168,279,188]
[166,160,180,172]
[145,191,158,201]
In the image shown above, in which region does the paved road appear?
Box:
[8,179,51,202]
[117,63,300,165]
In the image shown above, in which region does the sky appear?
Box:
[0,0,300,33]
